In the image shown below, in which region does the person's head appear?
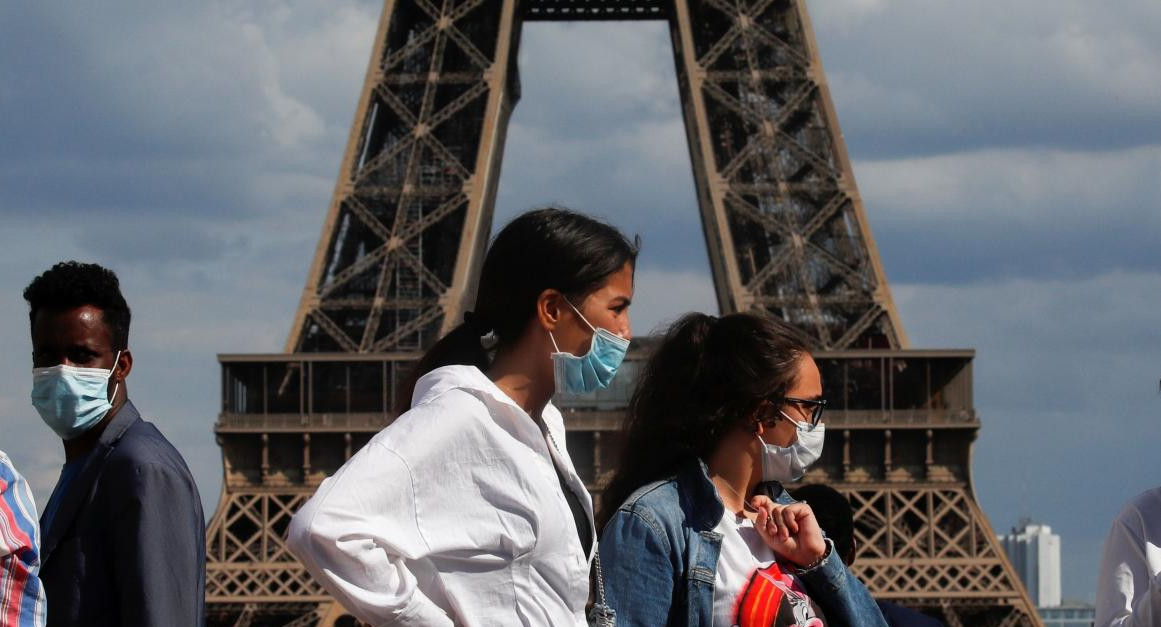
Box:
[25,261,132,369]
[24,261,134,439]
[598,311,817,526]
[401,207,638,410]
[788,484,856,564]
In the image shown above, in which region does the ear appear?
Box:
[535,289,567,333]
[114,350,134,383]
[751,399,777,434]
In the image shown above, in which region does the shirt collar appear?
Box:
[413,364,561,423]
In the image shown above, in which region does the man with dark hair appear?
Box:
[790,484,946,627]
[25,261,205,626]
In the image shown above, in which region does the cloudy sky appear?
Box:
[2,0,1159,602]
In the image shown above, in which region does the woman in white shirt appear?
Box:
[1096,487,1161,627]
[287,207,638,626]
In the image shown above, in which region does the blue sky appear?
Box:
[1,0,1159,603]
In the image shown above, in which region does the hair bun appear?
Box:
[464,311,499,350]
[462,310,493,334]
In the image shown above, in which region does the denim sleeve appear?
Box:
[796,540,888,627]
[599,508,678,627]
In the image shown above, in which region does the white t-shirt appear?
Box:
[712,511,827,627]
[1097,487,1161,627]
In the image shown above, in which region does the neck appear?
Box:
[706,431,761,514]
[488,345,553,418]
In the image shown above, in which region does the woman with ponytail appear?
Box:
[288,207,637,626]
[598,312,887,627]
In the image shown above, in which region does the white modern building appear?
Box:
[1039,604,1095,627]
[998,522,1062,608]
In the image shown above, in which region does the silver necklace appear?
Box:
[713,477,759,515]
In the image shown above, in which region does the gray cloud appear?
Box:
[510,22,681,138]
[496,23,716,276]
[811,0,1161,158]
[862,145,1161,284]
[0,2,375,219]
[500,21,1161,287]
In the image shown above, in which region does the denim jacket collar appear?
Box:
[682,456,788,532]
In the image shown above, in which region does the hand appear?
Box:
[751,496,828,569]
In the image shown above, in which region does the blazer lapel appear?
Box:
[40,401,141,566]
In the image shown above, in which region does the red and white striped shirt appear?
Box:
[0,450,46,627]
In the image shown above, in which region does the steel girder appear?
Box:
[669,0,905,349]
[841,484,1042,627]
[285,0,520,354]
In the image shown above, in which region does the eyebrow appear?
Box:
[612,296,631,307]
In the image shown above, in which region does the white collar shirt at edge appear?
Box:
[287,365,596,627]
[1096,487,1161,627]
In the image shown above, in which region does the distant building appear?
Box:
[998,522,1062,608]
[1039,604,1095,627]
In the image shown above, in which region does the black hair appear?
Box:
[597,311,811,529]
[788,484,855,564]
[23,261,132,351]
[398,207,638,412]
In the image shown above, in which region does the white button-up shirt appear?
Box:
[1097,487,1161,627]
[287,365,595,626]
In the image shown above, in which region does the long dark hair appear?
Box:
[399,207,638,412]
[597,311,810,529]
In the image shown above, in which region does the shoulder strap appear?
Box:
[589,548,616,626]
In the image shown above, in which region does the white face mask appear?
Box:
[756,411,825,483]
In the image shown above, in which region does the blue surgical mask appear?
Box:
[31,351,121,440]
[549,302,630,396]
[756,411,826,483]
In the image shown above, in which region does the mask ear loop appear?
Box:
[107,350,123,401]
[779,409,808,428]
[549,298,595,354]
[779,409,819,434]
[564,299,598,334]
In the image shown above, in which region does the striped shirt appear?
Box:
[0,451,46,627]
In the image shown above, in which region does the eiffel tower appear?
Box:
[204,0,1044,625]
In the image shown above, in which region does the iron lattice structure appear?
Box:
[204,0,1043,625]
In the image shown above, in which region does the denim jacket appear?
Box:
[598,457,888,627]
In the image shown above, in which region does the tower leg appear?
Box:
[286,0,521,353]
[668,0,906,349]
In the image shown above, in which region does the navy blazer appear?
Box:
[39,401,205,626]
